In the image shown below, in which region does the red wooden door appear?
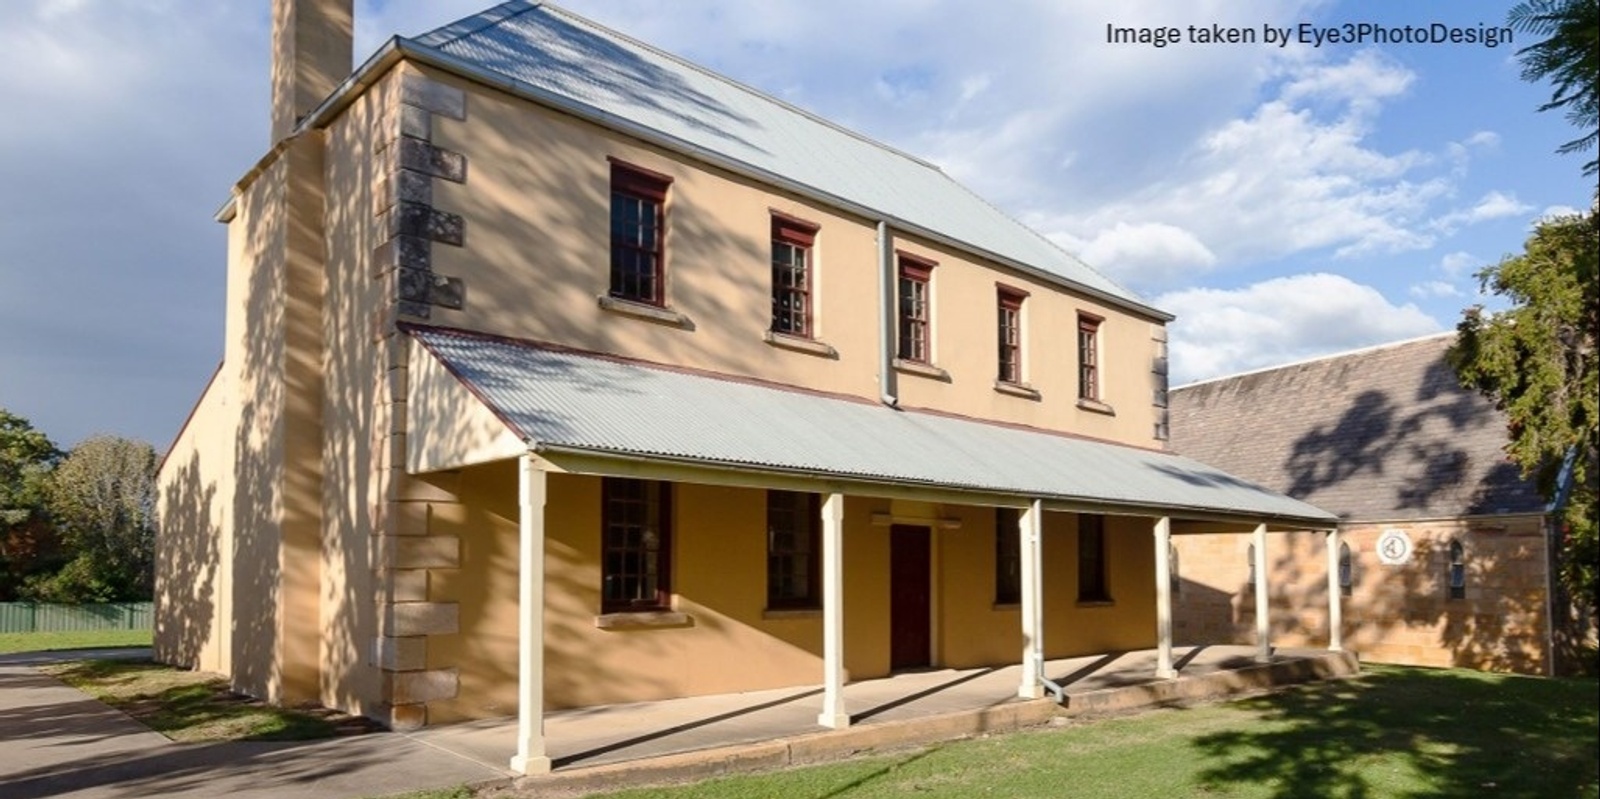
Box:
[890,525,931,670]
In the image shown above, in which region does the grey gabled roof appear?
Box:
[402,1,1163,319]
[410,326,1336,525]
[1169,334,1545,523]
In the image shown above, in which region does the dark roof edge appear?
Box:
[1172,331,1455,391]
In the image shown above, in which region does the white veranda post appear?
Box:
[1326,528,1343,652]
[1018,500,1044,699]
[1253,523,1271,662]
[817,492,848,728]
[511,454,552,775]
[1153,516,1175,679]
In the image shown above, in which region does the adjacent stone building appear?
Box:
[1169,333,1556,674]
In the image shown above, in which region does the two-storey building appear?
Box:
[155,0,1339,774]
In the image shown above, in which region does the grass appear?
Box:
[511,664,1599,799]
[0,628,152,654]
[40,658,376,742]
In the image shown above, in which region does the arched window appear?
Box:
[1448,540,1466,600]
[1246,543,1256,590]
[1338,542,1352,597]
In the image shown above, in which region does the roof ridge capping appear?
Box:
[1173,330,1456,391]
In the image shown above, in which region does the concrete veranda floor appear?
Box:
[414,644,1350,777]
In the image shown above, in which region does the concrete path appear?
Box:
[0,649,509,799]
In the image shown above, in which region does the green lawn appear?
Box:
[0,628,152,654]
[547,664,1598,799]
[40,658,376,742]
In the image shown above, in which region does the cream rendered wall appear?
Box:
[319,71,397,719]
[1171,519,1550,674]
[411,65,1164,448]
[154,369,235,676]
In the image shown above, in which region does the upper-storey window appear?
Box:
[997,286,1027,384]
[897,254,935,363]
[771,214,819,338]
[609,160,672,306]
[1078,314,1102,401]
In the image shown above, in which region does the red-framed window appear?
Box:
[995,507,1021,605]
[1077,514,1110,602]
[609,160,672,306]
[997,286,1027,383]
[771,214,819,338]
[1077,314,1102,401]
[897,254,935,362]
[601,477,672,611]
[766,490,820,609]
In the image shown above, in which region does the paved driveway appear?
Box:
[0,650,508,799]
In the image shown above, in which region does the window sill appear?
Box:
[994,380,1041,401]
[763,331,837,359]
[597,295,694,329]
[593,610,693,630]
[1076,398,1116,416]
[991,602,1021,612]
[762,607,822,620]
[893,357,950,382]
[1075,599,1115,608]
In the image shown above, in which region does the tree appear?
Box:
[1449,211,1599,630]
[0,409,62,600]
[25,435,158,602]
[1508,0,1600,176]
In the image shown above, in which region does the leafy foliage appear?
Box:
[1508,0,1600,175]
[0,409,63,600]
[26,435,159,602]
[1451,211,1600,618]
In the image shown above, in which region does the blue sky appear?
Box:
[0,0,1590,449]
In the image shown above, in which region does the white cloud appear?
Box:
[1073,222,1217,288]
[1031,49,1457,290]
[1159,273,1442,384]
[1537,204,1583,221]
[1438,251,1480,278]
[1429,190,1534,233]
[1409,280,1462,299]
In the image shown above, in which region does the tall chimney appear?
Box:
[270,0,354,143]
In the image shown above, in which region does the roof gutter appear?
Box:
[525,441,1339,528]
[378,39,1174,323]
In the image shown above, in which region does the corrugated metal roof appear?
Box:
[411,326,1337,524]
[1171,334,1545,522]
[404,1,1159,317]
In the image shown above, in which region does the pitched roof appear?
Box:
[401,1,1163,319]
[1168,334,1544,523]
[409,325,1337,525]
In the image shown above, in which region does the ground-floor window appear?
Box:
[766,490,820,609]
[995,508,1021,605]
[1447,539,1465,600]
[1338,542,1353,597]
[1077,514,1110,602]
[601,478,672,611]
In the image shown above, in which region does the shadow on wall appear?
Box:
[1174,528,1547,674]
[154,451,218,668]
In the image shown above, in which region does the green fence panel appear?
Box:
[0,602,153,633]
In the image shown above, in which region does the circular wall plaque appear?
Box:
[1376,528,1413,565]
